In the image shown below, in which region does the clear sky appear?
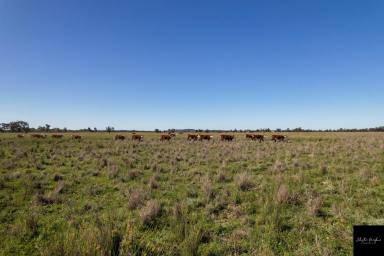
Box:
[1,0,383,130]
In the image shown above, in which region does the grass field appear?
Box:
[0,132,383,255]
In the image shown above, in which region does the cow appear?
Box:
[17,134,25,138]
[272,134,286,142]
[72,135,82,140]
[132,134,143,141]
[187,134,199,141]
[160,134,172,141]
[253,134,264,142]
[31,134,46,138]
[115,134,125,140]
[220,134,234,141]
[52,134,64,138]
[168,132,176,137]
[245,134,254,139]
[198,134,213,141]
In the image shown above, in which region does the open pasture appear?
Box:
[0,132,383,255]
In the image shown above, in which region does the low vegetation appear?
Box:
[0,132,383,255]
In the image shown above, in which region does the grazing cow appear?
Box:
[272,134,286,142]
[198,134,213,141]
[132,134,143,141]
[253,134,264,142]
[52,134,64,138]
[220,134,234,141]
[187,134,199,141]
[160,134,172,141]
[115,134,125,140]
[245,134,254,139]
[72,135,82,140]
[31,134,46,138]
[17,134,24,138]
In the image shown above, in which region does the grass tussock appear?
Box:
[139,200,161,226]
[235,172,254,191]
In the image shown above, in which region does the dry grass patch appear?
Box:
[127,189,145,210]
[276,184,289,203]
[307,195,323,216]
[235,172,254,191]
[139,200,161,226]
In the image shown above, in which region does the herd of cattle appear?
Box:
[17,133,288,142]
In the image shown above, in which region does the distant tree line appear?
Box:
[1,121,384,133]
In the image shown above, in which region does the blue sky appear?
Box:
[1,0,383,130]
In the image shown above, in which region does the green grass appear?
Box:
[0,132,383,255]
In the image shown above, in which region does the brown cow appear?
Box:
[17,134,25,138]
[115,134,125,140]
[72,135,82,140]
[198,134,213,141]
[253,134,264,142]
[52,134,64,138]
[168,132,176,137]
[272,134,286,142]
[160,134,172,141]
[220,134,234,141]
[132,134,143,141]
[245,134,254,139]
[31,134,46,138]
[187,134,199,141]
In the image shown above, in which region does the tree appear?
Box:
[106,126,114,133]
[1,121,30,133]
[94,127,97,132]
[0,123,10,132]
[155,129,160,133]
[45,124,51,132]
